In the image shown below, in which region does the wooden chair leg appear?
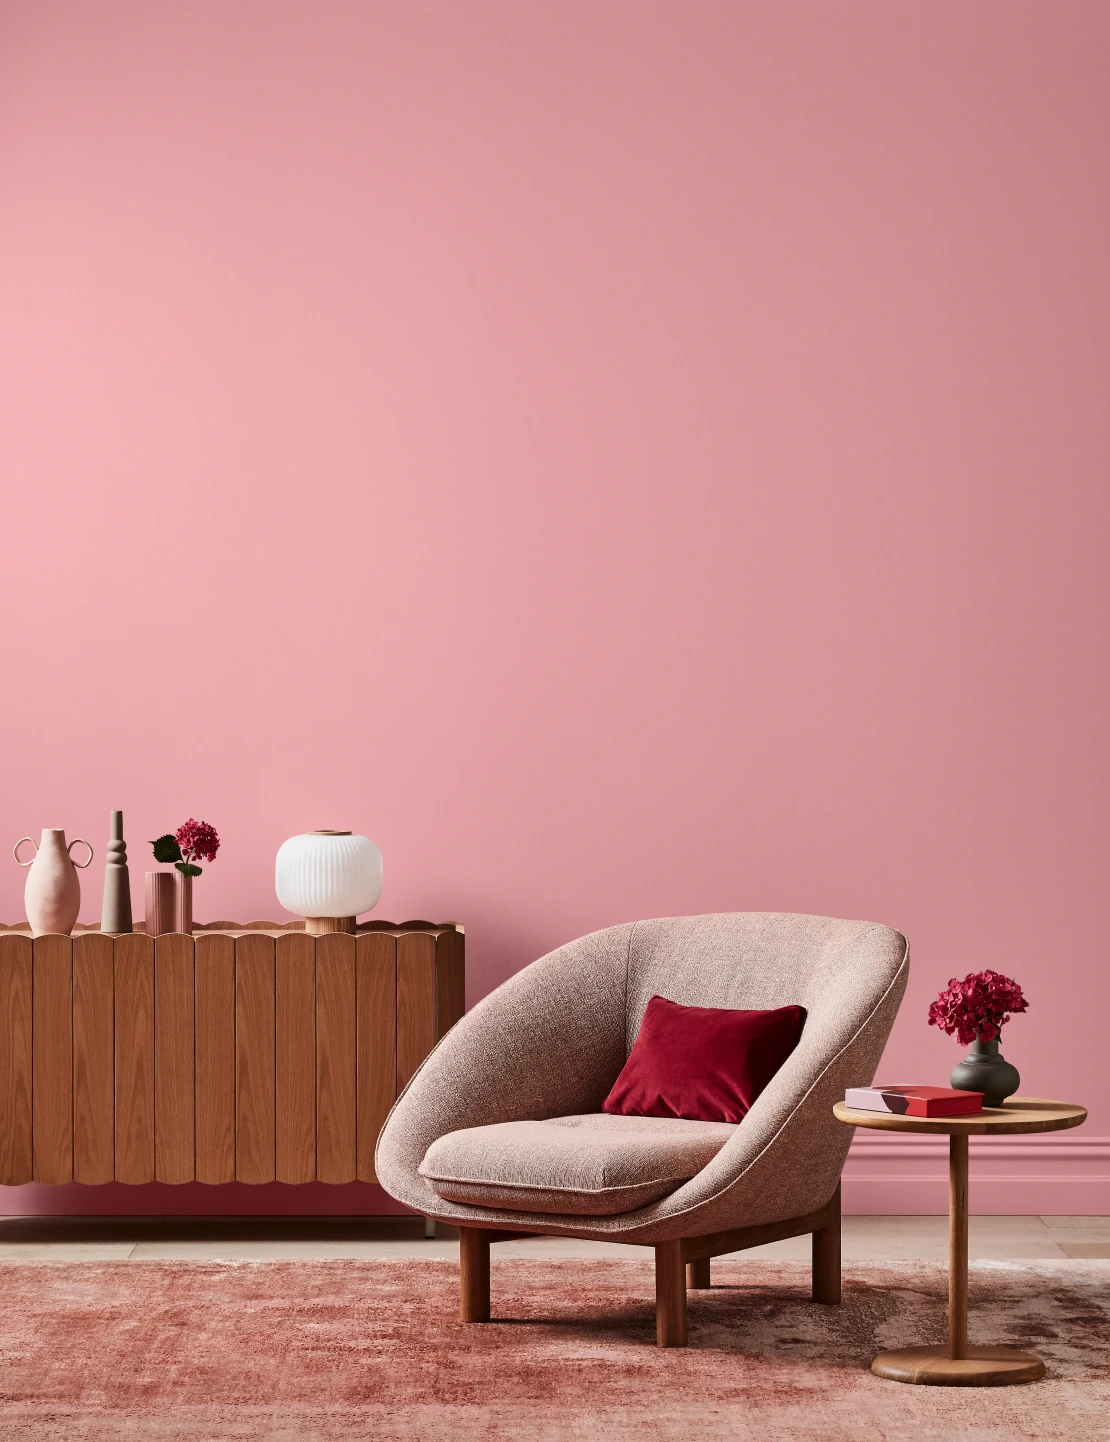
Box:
[812,1181,841,1304]
[686,1257,711,1289]
[655,1239,688,1346]
[460,1226,491,1322]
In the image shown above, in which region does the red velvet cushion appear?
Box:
[601,995,807,1124]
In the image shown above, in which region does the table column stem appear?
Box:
[949,1133,969,1359]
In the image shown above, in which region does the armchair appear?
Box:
[376,912,908,1346]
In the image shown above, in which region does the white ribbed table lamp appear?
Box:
[275,830,383,934]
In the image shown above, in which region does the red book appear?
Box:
[845,1085,983,1117]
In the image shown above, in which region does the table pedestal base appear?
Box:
[871,1344,1046,1387]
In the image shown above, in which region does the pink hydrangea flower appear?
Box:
[927,970,1028,1047]
[176,819,220,866]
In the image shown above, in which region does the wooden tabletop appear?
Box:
[833,1097,1086,1136]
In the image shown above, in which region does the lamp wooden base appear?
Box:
[871,1345,1045,1386]
[305,916,356,935]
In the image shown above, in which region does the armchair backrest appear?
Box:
[625,912,906,1057]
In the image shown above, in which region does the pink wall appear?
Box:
[2,1,1108,1215]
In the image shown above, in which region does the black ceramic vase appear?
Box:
[950,1035,1020,1107]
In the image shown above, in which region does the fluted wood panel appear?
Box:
[73,933,114,1183]
[155,934,195,1183]
[32,934,72,1183]
[0,924,460,1187]
[356,932,396,1182]
[316,932,356,1184]
[235,933,276,1183]
[0,934,32,1185]
[115,933,155,1183]
[275,932,315,1183]
[195,933,235,1184]
[435,929,466,1039]
[397,932,437,1092]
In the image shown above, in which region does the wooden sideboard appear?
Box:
[0,921,464,1187]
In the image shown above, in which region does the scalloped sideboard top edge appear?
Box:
[0,919,463,935]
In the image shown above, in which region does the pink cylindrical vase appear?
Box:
[145,872,174,937]
[173,872,193,935]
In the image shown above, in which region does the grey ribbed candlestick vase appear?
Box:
[100,809,133,934]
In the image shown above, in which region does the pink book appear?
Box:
[845,1085,984,1117]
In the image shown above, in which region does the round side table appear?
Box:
[833,1097,1086,1386]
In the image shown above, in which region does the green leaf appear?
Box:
[151,834,182,863]
[175,862,202,877]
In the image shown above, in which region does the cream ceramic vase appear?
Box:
[14,828,94,937]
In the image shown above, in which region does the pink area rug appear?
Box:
[0,1258,1107,1439]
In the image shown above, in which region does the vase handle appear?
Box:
[13,837,38,866]
[68,838,94,869]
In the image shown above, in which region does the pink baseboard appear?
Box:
[842,1133,1110,1215]
[0,1182,414,1217]
[3,1140,1106,1219]
[842,1176,1110,1215]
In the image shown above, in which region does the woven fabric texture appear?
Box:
[420,1113,737,1215]
[375,912,909,1243]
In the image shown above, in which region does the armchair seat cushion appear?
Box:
[418,1113,737,1216]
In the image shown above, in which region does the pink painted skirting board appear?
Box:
[843,1133,1110,1214]
[3,1139,1106,1218]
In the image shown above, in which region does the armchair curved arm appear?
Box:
[375,923,632,1212]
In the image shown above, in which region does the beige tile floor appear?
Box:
[0,1214,1107,1262]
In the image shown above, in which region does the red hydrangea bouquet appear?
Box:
[928,969,1028,1106]
[928,970,1027,1046]
[150,819,220,878]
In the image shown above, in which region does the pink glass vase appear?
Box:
[145,872,174,937]
[173,872,193,935]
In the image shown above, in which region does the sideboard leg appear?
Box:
[812,1181,842,1304]
[424,1216,437,1239]
[460,1227,491,1322]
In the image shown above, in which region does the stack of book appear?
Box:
[845,1085,984,1117]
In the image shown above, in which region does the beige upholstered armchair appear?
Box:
[376,913,908,1346]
